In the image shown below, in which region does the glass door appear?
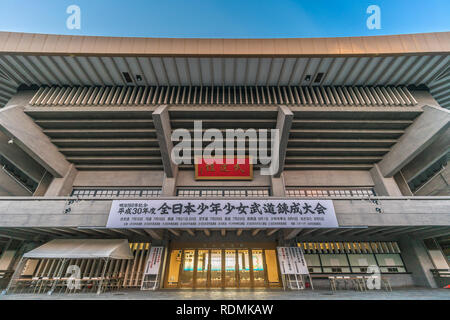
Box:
[252,249,266,287]
[224,250,237,287]
[196,250,209,288]
[210,250,222,287]
[238,249,251,287]
[179,250,195,288]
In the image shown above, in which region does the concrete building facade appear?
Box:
[0,31,449,292]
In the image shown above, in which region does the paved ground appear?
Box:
[1,288,450,300]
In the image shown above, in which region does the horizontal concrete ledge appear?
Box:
[0,197,448,228]
[1,196,450,201]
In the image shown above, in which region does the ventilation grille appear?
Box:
[29,85,418,107]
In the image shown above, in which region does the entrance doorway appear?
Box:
[164,245,281,289]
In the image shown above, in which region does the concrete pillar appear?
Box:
[274,105,293,178]
[44,164,78,196]
[161,173,177,196]
[398,235,438,288]
[271,173,286,197]
[378,105,450,177]
[152,105,176,178]
[370,163,402,196]
[0,105,71,178]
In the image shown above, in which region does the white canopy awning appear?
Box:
[23,239,134,260]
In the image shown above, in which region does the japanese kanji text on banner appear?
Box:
[106,199,338,229]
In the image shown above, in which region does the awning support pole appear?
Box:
[2,257,25,295]
[48,258,67,295]
[97,258,109,295]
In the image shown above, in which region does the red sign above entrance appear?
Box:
[194,157,253,180]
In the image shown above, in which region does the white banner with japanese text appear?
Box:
[144,246,164,275]
[277,247,309,275]
[106,199,338,229]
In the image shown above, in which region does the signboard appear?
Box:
[277,247,309,275]
[106,199,338,229]
[195,157,253,180]
[144,246,164,275]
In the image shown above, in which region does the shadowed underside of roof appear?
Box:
[0,53,448,109]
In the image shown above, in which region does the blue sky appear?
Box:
[0,0,449,38]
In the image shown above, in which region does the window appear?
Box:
[286,187,375,197]
[176,188,270,197]
[71,188,161,198]
[298,241,406,274]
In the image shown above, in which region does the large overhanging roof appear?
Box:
[0,31,449,109]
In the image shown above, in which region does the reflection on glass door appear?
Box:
[252,249,265,287]
[196,250,209,288]
[166,247,281,289]
[264,249,280,287]
[167,250,182,288]
[224,250,236,287]
[210,250,222,287]
[238,250,251,287]
[180,250,195,287]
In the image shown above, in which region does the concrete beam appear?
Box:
[0,131,45,181]
[267,229,279,236]
[0,169,32,196]
[152,105,176,178]
[401,128,450,182]
[0,197,448,229]
[370,163,402,196]
[274,105,293,177]
[378,105,450,177]
[414,166,449,196]
[168,229,180,237]
[284,229,302,240]
[144,229,163,240]
[0,105,71,178]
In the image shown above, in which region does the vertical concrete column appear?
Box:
[370,163,402,196]
[274,105,293,178]
[398,235,438,288]
[44,164,78,196]
[270,105,293,197]
[161,173,177,196]
[152,105,178,196]
[271,173,286,197]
